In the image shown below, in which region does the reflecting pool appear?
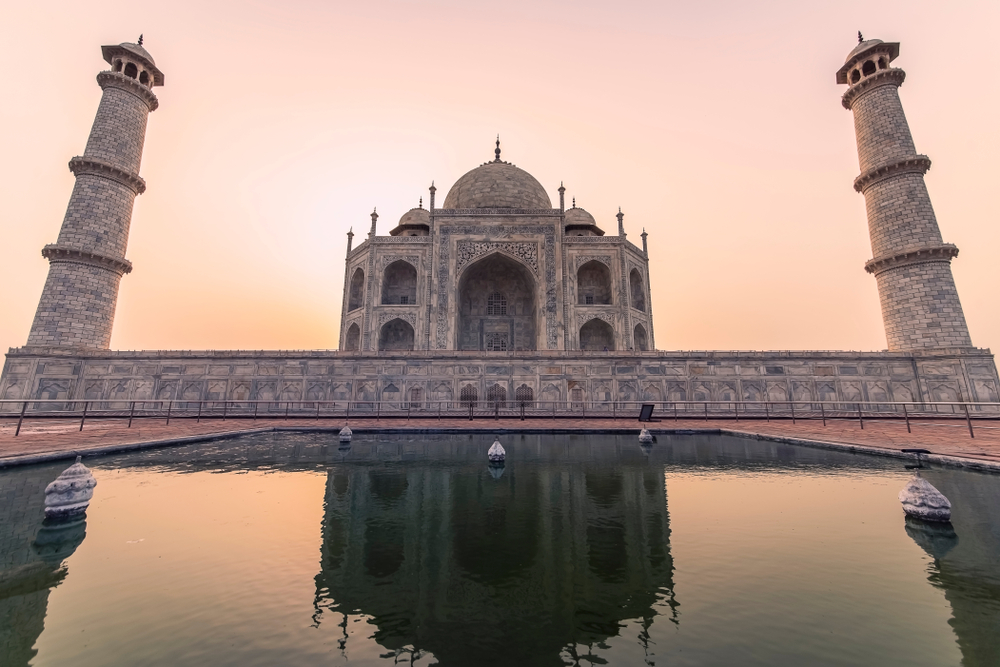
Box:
[1,433,999,666]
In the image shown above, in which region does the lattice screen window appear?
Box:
[399,296,408,304]
[487,383,507,407]
[585,295,594,304]
[487,292,507,315]
[486,332,508,352]
[460,385,478,407]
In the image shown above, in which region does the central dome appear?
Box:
[443,161,552,210]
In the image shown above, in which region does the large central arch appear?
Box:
[457,253,537,351]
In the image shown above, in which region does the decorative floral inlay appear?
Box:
[378,255,420,270]
[574,255,612,270]
[577,312,617,327]
[377,311,417,328]
[456,241,539,276]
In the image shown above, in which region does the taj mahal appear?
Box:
[339,138,652,355]
[1,36,998,409]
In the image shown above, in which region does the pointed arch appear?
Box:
[379,318,414,351]
[577,260,612,305]
[381,260,417,305]
[348,268,365,311]
[345,323,360,351]
[515,384,534,407]
[457,253,536,351]
[580,318,615,351]
[633,323,648,351]
[629,269,645,311]
[487,383,507,408]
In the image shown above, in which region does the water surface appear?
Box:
[1,432,998,666]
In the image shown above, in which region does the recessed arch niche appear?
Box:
[382,260,417,305]
[580,318,615,351]
[348,268,365,311]
[577,260,612,305]
[345,323,361,351]
[633,323,649,351]
[629,269,645,311]
[379,318,414,351]
[457,253,537,351]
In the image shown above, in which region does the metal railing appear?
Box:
[2,398,998,438]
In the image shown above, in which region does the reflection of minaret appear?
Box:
[0,468,87,667]
[313,441,677,663]
[910,471,1000,665]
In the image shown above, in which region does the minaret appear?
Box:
[26,39,164,349]
[838,36,972,350]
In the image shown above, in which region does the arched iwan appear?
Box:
[457,253,537,351]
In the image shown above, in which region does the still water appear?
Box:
[1,433,998,666]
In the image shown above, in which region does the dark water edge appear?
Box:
[1,432,998,666]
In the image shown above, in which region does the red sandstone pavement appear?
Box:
[2,413,999,469]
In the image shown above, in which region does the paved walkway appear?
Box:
[2,413,998,471]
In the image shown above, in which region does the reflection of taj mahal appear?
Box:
[339,139,654,354]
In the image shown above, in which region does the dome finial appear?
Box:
[419,196,423,208]
[138,34,144,46]
[858,31,863,44]
[495,135,501,162]
[572,197,576,208]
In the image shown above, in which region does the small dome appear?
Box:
[443,161,552,210]
[389,206,430,236]
[397,207,429,227]
[120,41,156,66]
[845,39,884,63]
[101,41,165,86]
[564,206,596,227]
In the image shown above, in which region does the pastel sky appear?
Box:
[1,0,997,354]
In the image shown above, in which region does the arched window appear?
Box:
[381,260,417,305]
[629,269,645,311]
[877,57,887,69]
[348,268,365,311]
[124,62,138,79]
[345,323,360,351]
[485,332,508,351]
[862,60,876,76]
[577,261,612,305]
[113,59,123,72]
[139,70,150,86]
[487,384,507,408]
[515,384,534,407]
[487,292,507,315]
[460,385,478,407]
[850,69,861,84]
